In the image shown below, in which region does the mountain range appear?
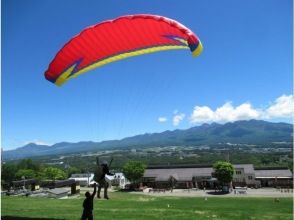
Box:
[3,120,293,160]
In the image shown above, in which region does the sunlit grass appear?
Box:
[1,192,293,220]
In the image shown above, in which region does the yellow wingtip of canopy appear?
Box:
[192,41,203,57]
[54,64,76,86]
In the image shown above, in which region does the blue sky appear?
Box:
[2,0,293,150]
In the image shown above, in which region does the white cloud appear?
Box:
[266,94,294,118]
[190,106,214,123]
[173,113,185,126]
[216,102,262,121]
[190,94,293,124]
[190,102,262,123]
[158,117,168,123]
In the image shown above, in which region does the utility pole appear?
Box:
[226,150,230,162]
[22,176,25,190]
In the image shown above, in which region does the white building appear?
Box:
[106,173,129,189]
[143,164,281,188]
[69,173,95,186]
[233,164,257,186]
[69,172,129,188]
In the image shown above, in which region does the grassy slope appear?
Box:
[1,192,293,220]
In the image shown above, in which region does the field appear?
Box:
[1,192,293,220]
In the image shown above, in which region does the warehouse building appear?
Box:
[142,164,292,189]
[255,168,293,187]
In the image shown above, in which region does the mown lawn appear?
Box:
[1,192,293,220]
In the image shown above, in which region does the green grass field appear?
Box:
[1,192,293,220]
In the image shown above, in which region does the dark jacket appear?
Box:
[100,164,113,180]
[83,187,96,210]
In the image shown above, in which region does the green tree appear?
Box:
[43,167,66,180]
[17,159,41,171]
[15,169,36,179]
[66,166,81,178]
[122,161,146,186]
[213,161,234,186]
[1,163,18,188]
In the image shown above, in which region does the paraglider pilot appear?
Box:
[81,183,96,220]
[94,157,114,199]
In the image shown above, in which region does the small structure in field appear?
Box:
[12,179,40,191]
[69,173,94,186]
[47,188,70,199]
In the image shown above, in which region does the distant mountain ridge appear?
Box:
[3,120,293,160]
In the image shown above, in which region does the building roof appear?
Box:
[48,188,69,195]
[255,169,293,178]
[70,173,94,178]
[147,164,212,169]
[144,167,213,181]
[69,173,94,183]
[144,164,291,182]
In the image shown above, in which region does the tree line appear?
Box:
[1,157,236,192]
[1,159,72,189]
[1,158,147,190]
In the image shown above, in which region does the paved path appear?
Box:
[131,188,293,197]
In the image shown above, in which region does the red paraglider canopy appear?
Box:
[45,14,203,86]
